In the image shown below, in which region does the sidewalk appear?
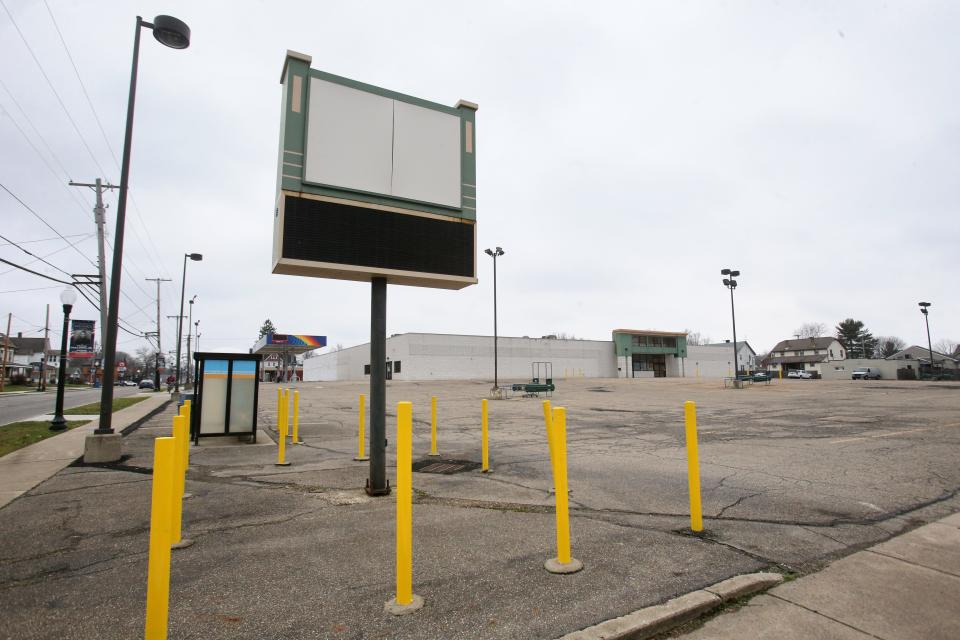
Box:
[0,393,169,509]
[672,512,960,640]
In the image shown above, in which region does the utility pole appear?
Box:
[70,180,117,354]
[146,277,171,390]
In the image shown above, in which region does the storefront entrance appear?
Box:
[632,354,666,378]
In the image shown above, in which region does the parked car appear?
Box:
[123,380,138,387]
[138,379,155,390]
[852,367,881,380]
[786,370,802,378]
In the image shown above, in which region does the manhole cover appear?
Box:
[412,459,481,475]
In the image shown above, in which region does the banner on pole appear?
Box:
[69,320,95,358]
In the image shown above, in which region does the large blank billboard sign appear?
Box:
[274,51,477,290]
[305,80,461,208]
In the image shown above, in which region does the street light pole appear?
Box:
[97,14,191,435]
[175,253,202,393]
[50,287,77,431]
[919,302,934,374]
[721,268,740,378]
[185,295,196,388]
[484,247,504,391]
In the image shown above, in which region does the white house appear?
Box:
[762,337,846,375]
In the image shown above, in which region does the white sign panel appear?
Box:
[303,78,461,208]
[304,79,394,196]
[391,100,461,208]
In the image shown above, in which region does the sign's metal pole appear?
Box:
[367,277,390,495]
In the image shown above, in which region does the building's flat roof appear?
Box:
[612,329,687,337]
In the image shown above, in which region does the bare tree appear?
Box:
[794,322,827,339]
[875,336,906,358]
[684,330,711,346]
[934,339,958,356]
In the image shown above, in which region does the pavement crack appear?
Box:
[715,491,764,518]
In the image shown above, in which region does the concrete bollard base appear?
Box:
[274,461,291,466]
[171,539,194,550]
[545,557,584,574]
[83,433,122,463]
[384,594,424,616]
[353,456,369,461]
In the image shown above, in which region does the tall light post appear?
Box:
[721,268,740,378]
[97,14,191,436]
[175,254,202,393]
[919,302,934,374]
[50,287,77,431]
[484,247,504,391]
[185,295,196,388]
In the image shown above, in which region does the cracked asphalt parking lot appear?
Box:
[1,378,958,639]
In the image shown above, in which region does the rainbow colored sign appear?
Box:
[265,334,326,348]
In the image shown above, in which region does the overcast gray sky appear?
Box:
[1,0,957,362]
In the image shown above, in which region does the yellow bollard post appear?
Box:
[545,407,582,574]
[354,394,369,461]
[684,401,704,532]
[276,402,290,467]
[276,387,282,432]
[429,396,439,456]
[481,399,490,473]
[779,368,783,382]
[292,390,302,444]
[144,437,175,639]
[169,416,192,549]
[283,388,290,439]
[180,400,193,500]
[385,401,423,614]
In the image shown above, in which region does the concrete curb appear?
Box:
[557,572,784,640]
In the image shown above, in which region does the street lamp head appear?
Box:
[918,301,931,308]
[188,253,203,261]
[721,268,731,275]
[722,278,731,286]
[484,248,493,256]
[495,247,504,256]
[730,270,740,277]
[151,15,190,49]
[60,286,78,307]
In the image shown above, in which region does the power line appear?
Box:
[0,234,95,277]
[0,256,71,284]
[0,181,97,269]
[41,0,120,169]
[0,100,95,215]
[38,2,172,281]
[0,233,89,247]
[0,0,109,177]
[0,284,61,294]
[0,231,74,277]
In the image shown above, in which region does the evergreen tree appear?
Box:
[258,319,277,339]
[836,318,879,359]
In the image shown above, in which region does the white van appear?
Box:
[852,367,881,380]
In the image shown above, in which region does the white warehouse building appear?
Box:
[303,331,753,382]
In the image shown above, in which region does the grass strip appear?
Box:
[0,420,91,458]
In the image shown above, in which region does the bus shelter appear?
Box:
[191,352,262,445]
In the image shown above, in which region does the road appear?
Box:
[0,386,143,425]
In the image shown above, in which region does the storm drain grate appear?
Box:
[412,459,481,475]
